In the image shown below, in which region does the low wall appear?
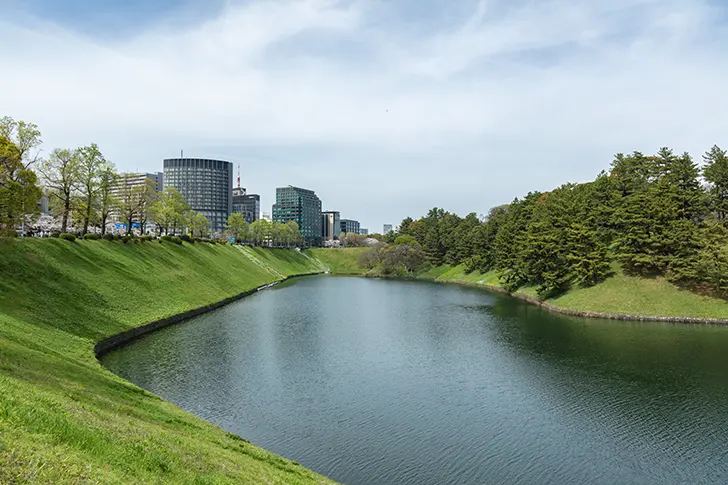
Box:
[94,272,322,357]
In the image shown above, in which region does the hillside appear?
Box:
[0,238,335,484]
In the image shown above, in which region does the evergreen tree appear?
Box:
[703,145,728,222]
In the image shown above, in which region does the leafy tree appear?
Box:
[150,187,189,235]
[39,148,81,233]
[703,145,728,223]
[0,116,42,167]
[187,211,210,238]
[226,212,249,242]
[0,136,41,235]
[96,164,118,235]
[250,219,271,245]
[77,143,107,234]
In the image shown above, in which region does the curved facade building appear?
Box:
[163,158,232,234]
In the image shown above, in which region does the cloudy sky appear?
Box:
[2,0,727,231]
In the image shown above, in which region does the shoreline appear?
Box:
[94,271,323,358]
[369,274,728,326]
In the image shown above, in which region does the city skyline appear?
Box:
[2,1,728,232]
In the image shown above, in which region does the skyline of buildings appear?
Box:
[107,158,377,243]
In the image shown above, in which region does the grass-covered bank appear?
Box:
[319,248,728,322]
[0,238,335,484]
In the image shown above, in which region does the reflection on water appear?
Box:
[102,276,728,485]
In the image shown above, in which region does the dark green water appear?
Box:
[101,276,728,485]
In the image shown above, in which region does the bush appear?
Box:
[180,234,193,243]
[143,235,154,241]
[102,233,115,241]
[121,235,132,244]
[161,235,182,245]
[50,232,60,238]
[59,233,76,242]
[83,233,100,240]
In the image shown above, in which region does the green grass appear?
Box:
[0,238,336,484]
[306,248,368,274]
[422,262,728,319]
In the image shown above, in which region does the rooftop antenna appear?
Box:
[237,163,241,189]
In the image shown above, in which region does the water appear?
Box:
[101,276,728,485]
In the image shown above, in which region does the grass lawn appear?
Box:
[0,238,336,484]
[306,248,368,274]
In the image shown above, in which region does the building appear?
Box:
[321,211,340,241]
[163,158,232,234]
[272,186,322,245]
[232,187,260,224]
[261,212,272,222]
[109,172,164,226]
[340,219,360,235]
[360,228,369,236]
[383,224,393,234]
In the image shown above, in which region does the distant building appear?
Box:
[383,224,393,234]
[110,172,164,225]
[261,212,272,222]
[232,187,260,224]
[322,211,340,241]
[340,219,360,235]
[360,228,369,236]
[272,186,322,245]
[163,158,232,234]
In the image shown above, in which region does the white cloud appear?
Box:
[1,0,726,229]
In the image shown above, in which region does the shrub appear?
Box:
[102,233,115,241]
[59,233,76,242]
[50,232,60,238]
[161,235,182,245]
[121,235,132,244]
[83,233,100,240]
[180,234,193,243]
[143,235,154,241]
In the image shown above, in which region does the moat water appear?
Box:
[102,276,728,484]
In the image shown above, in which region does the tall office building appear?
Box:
[272,186,322,245]
[322,211,340,241]
[340,219,360,235]
[232,187,260,224]
[109,172,164,225]
[163,158,232,233]
[383,224,393,234]
[360,228,369,236]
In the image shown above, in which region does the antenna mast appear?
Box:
[237,163,241,189]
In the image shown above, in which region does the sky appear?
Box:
[2,0,728,232]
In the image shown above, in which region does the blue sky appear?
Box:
[2,0,728,231]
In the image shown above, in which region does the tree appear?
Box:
[251,219,271,245]
[226,212,249,242]
[286,220,302,246]
[116,174,156,236]
[77,143,107,234]
[0,117,42,168]
[150,187,189,235]
[703,145,728,223]
[97,164,118,235]
[187,211,210,238]
[39,148,80,233]
[0,137,41,235]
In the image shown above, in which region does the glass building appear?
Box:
[163,158,232,234]
[340,219,360,235]
[232,187,260,224]
[273,186,322,245]
[322,211,340,241]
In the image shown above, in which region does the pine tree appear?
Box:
[703,145,728,223]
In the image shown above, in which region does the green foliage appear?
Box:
[393,234,417,246]
[0,136,42,236]
[180,234,193,243]
[59,233,76,242]
[121,235,132,244]
[160,235,182,245]
[83,233,100,240]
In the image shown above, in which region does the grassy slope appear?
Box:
[0,239,335,485]
[424,263,728,319]
[306,248,368,274]
[312,249,728,319]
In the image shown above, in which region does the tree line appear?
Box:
[1,116,311,246]
[381,146,728,298]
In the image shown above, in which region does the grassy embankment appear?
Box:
[0,238,336,484]
[317,249,728,319]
